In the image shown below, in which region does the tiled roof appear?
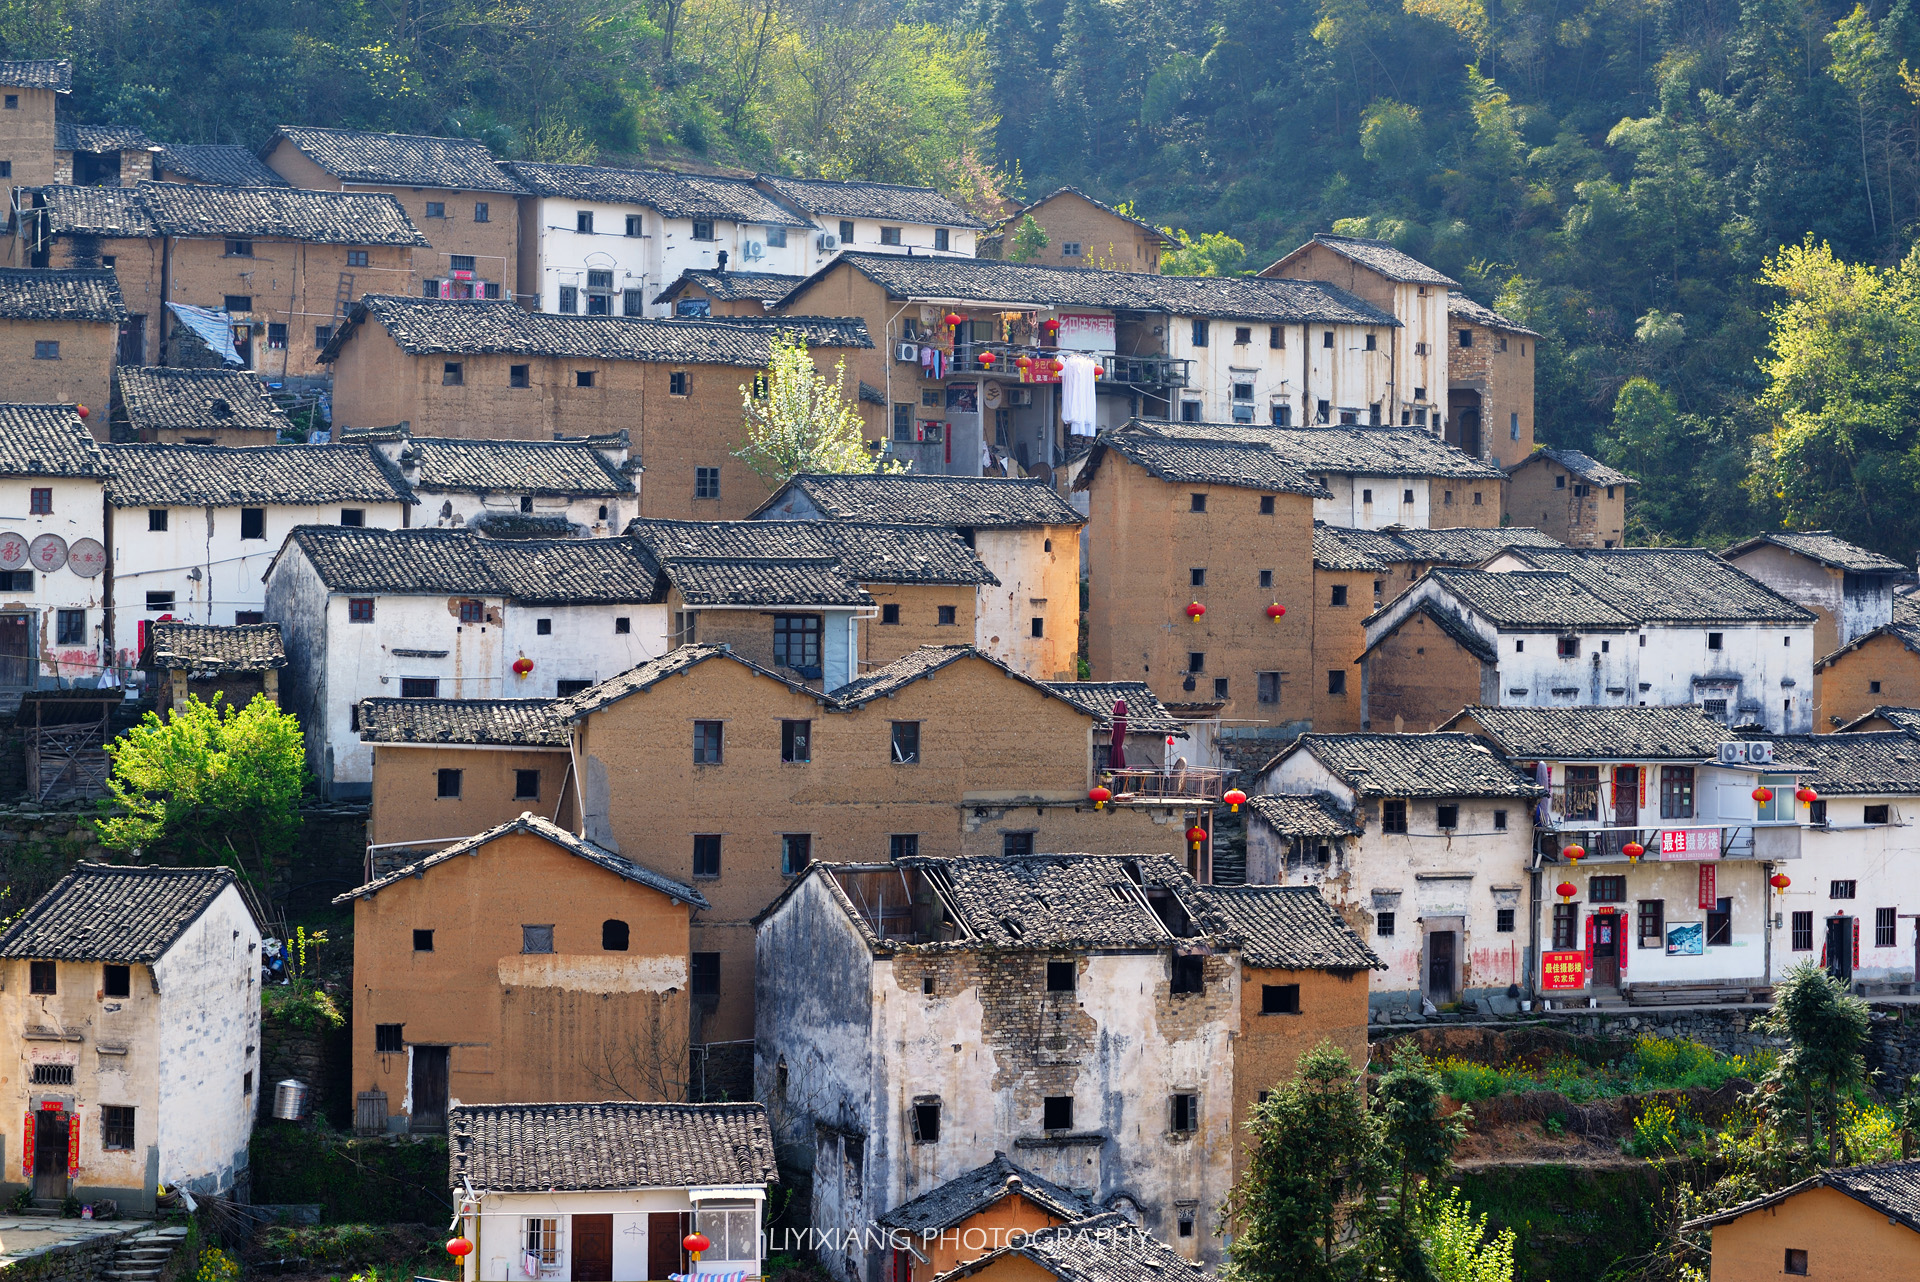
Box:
[1041,681,1185,734]
[629,518,991,595]
[1899,593,1920,625]
[1449,294,1540,337]
[1132,419,1507,479]
[148,622,286,672]
[1499,547,1816,625]
[56,122,156,153]
[552,645,825,721]
[1416,569,1637,629]
[1683,1160,1920,1234]
[1755,732,1920,796]
[336,812,706,908]
[449,1100,774,1192]
[1013,186,1170,241]
[1723,530,1907,574]
[1299,233,1459,285]
[29,184,159,238]
[1512,447,1635,487]
[393,436,634,496]
[134,181,428,246]
[1815,621,1920,671]
[1311,524,1564,570]
[0,864,239,962]
[358,698,569,747]
[788,252,1396,324]
[272,125,525,192]
[0,405,108,478]
[0,266,126,322]
[1285,733,1542,798]
[331,295,868,364]
[655,268,808,306]
[884,853,1232,950]
[511,162,805,224]
[1080,435,1329,496]
[1442,704,1730,760]
[117,366,292,435]
[665,555,868,607]
[104,443,410,507]
[1244,791,1361,838]
[1836,705,1920,733]
[157,144,290,188]
[934,1214,1203,1282]
[756,472,1084,528]
[757,174,984,228]
[1202,884,1383,969]
[281,526,664,600]
[833,645,1071,708]
[0,59,71,92]
[878,1154,1102,1233]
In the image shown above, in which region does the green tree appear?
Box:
[1223,1040,1381,1282]
[733,332,898,484]
[97,694,308,899]
[1422,1189,1516,1282]
[1008,213,1050,261]
[1160,228,1247,276]
[1379,1044,1468,1229]
[1753,961,1873,1162]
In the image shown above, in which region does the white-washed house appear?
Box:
[0,405,109,694]
[350,428,640,534]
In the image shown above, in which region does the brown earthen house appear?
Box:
[982,185,1172,271]
[264,126,526,302]
[116,365,292,444]
[913,1216,1200,1282]
[334,812,709,1131]
[1815,614,1920,732]
[0,266,124,429]
[876,1155,1105,1282]
[1681,1159,1920,1281]
[1505,447,1635,549]
[1448,295,1540,469]
[146,620,285,714]
[322,295,873,518]
[0,60,70,206]
[19,186,165,363]
[652,268,807,318]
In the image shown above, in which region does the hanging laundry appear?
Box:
[1060,352,1098,436]
[920,346,935,378]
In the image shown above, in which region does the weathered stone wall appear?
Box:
[0,1224,154,1282]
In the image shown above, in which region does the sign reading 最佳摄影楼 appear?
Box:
[1658,827,1721,860]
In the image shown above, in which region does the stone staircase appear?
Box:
[102,1224,189,1282]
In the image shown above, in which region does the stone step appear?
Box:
[104,1269,164,1280]
[117,1251,174,1262]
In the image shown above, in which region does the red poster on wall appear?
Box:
[1541,950,1586,989]
[1698,863,1716,910]
[21,1112,33,1176]
[67,1109,80,1175]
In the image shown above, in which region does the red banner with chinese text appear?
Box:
[1699,864,1716,910]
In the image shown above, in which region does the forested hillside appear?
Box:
[11,0,1920,557]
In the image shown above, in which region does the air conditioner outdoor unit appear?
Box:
[742,240,764,260]
[896,342,919,362]
[817,233,839,253]
[1745,740,1775,765]
[1008,387,1033,407]
[1717,742,1746,765]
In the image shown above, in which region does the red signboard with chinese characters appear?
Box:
[1541,950,1587,990]
[1698,863,1717,910]
[20,1112,32,1176]
[1659,827,1722,860]
[67,1108,80,1175]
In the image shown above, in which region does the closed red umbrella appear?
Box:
[1109,698,1128,770]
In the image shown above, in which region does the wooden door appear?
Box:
[647,1212,689,1280]
[0,615,30,688]
[1426,931,1456,1003]
[409,1046,449,1132]
[32,1110,67,1200]
[572,1215,613,1282]
[1827,917,1853,982]
[1592,913,1620,988]
[1614,767,1639,829]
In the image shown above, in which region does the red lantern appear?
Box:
[943,313,964,328]
[684,1233,712,1256]
[1556,881,1578,902]
[512,655,534,678]
[1266,603,1286,621]
[1043,317,1060,335]
[1223,788,1247,812]
[1185,825,1207,850]
[1088,785,1112,810]
[1752,786,1773,804]
[1562,843,1585,863]
[979,350,995,366]
[1053,359,1065,374]
[75,404,89,419]
[1185,601,1206,622]
[1795,786,1819,804]
[1770,873,1791,894]
[446,1239,474,1259]
[1622,841,1645,863]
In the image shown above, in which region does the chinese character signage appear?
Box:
[1698,863,1716,910]
[1541,950,1586,990]
[1659,827,1722,860]
[1057,313,1116,353]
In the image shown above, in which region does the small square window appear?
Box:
[602,919,629,950]
[458,599,485,623]
[912,1100,941,1142]
[1327,669,1346,695]
[1330,584,1347,606]
[30,960,55,993]
[1190,493,1207,512]
[424,201,446,219]
[693,834,722,877]
[1234,326,1252,344]
[240,508,265,539]
[413,929,434,952]
[891,721,921,764]
[1171,954,1205,994]
[1784,1249,1807,1276]
[1436,803,1459,829]
[937,605,956,625]
[670,370,689,395]
[695,466,721,499]
[880,226,901,246]
[933,228,948,251]
[691,952,721,996]
[839,220,855,242]
[1031,617,1045,638]
[436,768,462,798]
[267,322,288,349]
[626,214,644,237]
[315,324,335,347]
[781,833,812,875]
[1377,911,1396,937]
[1047,960,1077,991]
[1382,799,1408,833]
[1171,1093,1198,1132]
[1061,241,1081,256]
[1260,494,1276,514]
[1191,319,1209,346]
[443,361,464,385]
[1188,652,1205,673]
[225,240,253,258]
[1707,632,1723,651]
[1042,1096,1074,1130]
[558,286,578,313]
[348,597,375,623]
[401,677,439,698]
[881,603,901,625]
[1792,911,1814,950]
[1213,677,1229,699]
[511,768,541,800]
[1497,908,1516,933]
[104,963,130,997]
[1866,804,1891,824]
[891,834,919,860]
[340,508,365,527]
[1002,831,1035,856]
[575,370,595,388]
[1258,671,1281,704]
[576,211,594,234]
[1322,330,1334,348]
[694,721,724,764]
[102,1106,135,1151]
[1493,809,1507,831]
[1261,983,1300,1014]
[2,96,13,109]
[146,591,175,613]
[1190,567,1206,587]
[615,616,631,634]
[1177,1212,1195,1238]
[521,925,554,954]
[1876,906,1896,947]
[1364,332,1377,350]
[375,1023,404,1053]
[1831,879,1857,899]
[1260,569,1274,588]
[782,719,811,763]
[508,364,531,388]
[30,486,52,512]
[536,618,552,635]
[56,610,84,645]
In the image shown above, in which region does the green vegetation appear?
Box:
[248,1126,451,1224]
[734,332,901,484]
[1432,1035,1767,1103]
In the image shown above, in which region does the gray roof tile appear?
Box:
[1311,523,1564,571]
[1684,1159,1920,1234]
[29,184,159,238]
[757,175,983,228]
[56,121,156,152]
[1297,233,1459,285]
[757,472,1083,528]
[449,1100,774,1192]
[148,622,286,672]
[1499,547,1816,625]
[0,60,71,92]
[1243,791,1361,838]
[511,163,805,224]
[832,645,1067,707]
[157,144,290,188]
[0,864,239,962]
[665,555,868,607]
[1443,704,1732,760]
[882,853,1232,950]
[878,1155,1103,1233]
[1448,294,1540,337]
[552,644,825,721]
[1837,705,1920,733]
[1416,568,1637,629]
[0,404,108,477]
[0,266,126,322]
[654,268,807,306]
[332,295,869,363]
[1755,732,1920,796]
[1202,884,1382,969]
[283,526,664,600]
[1082,436,1329,496]
[273,125,525,192]
[1724,530,1907,574]
[1513,448,1635,487]
[1041,681,1184,734]
[358,698,569,747]
[135,180,428,246]
[1005,187,1169,241]
[934,1214,1201,1282]
[104,443,410,507]
[1283,733,1543,798]
[1135,419,1507,479]
[390,435,635,496]
[629,519,992,600]
[337,812,705,908]
[117,367,292,435]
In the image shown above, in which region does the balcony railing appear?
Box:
[1542,824,1799,862]
[947,341,1192,389]
[1103,766,1234,804]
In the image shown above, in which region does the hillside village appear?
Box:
[8,52,1920,1282]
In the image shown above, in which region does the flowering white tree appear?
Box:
[733,332,904,483]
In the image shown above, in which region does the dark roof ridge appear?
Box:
[0,863,241,963]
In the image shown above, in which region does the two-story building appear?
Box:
[264,125,525,301]
[116,366,292,445]
[980,186,1170,272]
[754,853,1377,1275]
[17,187,160,364]
[1504,448,1635,549]
[508,162,814,316]
[322,295,873,517]
[0,864,259,1210]
[0,267,124,422]
[350,427,640,535]
[1359,547,1818,734]
[0,60,70,207]
[1252,732,1541,1015]
[1446,296,1539,468]
[0,404,110,695]
[750,472,1085,680]
[753,174,983,268]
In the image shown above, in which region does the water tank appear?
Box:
[273,1079,310,1121]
